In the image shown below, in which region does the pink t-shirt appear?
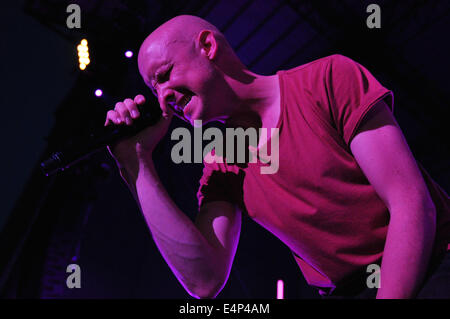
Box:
[197,54,450,295]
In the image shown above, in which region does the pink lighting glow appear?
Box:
[95,89,103,97]
[276,279,284,299]
[125,50,133,58]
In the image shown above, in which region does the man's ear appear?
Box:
[197,30,218,60]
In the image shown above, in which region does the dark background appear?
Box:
[0,0,449,299]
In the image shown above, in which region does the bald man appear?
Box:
[104,15,450,299]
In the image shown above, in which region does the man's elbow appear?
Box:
[188,278,225,299]
[183,266,229,299]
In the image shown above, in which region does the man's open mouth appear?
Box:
[174,94,192,113]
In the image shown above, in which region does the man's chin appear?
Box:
[186,110,209,127]
[189,116,209,127]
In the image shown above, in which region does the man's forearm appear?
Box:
[376,204,436,299]
[119,154,225,298]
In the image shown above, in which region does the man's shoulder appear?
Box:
[281,54,351,75]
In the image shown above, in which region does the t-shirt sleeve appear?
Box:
[325,54,394,146]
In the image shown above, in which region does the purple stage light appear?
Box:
[95,89,103,97]
[125,50,133,58]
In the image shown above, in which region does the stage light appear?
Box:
[79,57,90,65]
[95,89,103,97]
[77,38,90,70]
[276,279,284,299]
[125,50,133,58]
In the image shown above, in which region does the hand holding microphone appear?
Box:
[105,94,172,167]
[40,94,168,176]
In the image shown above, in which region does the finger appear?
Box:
[124,98,140,119]
[106,110,121,125]
[115,102,132,125]
[134,94,145,105]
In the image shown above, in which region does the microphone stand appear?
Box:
[40,105,161,176]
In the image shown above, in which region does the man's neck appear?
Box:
[225,71,281,130]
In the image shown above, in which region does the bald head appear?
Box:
[150,15,220,45]
[138,15,225,70]
[136,15,247,125]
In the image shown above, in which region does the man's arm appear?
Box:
[349,100,436,299]
[106,95,241,299]
[119,155,241,299]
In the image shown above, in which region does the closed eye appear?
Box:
[149,64,173,98]
[156,65,173,84]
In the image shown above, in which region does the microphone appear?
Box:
[40,104,161,176]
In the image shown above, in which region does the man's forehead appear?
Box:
[139,40,170,81]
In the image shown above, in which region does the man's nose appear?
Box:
[158,87,176,115]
